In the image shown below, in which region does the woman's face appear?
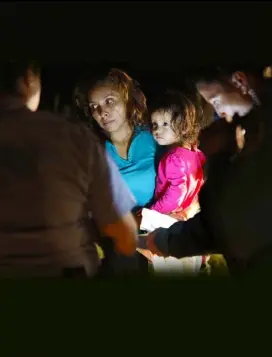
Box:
[88,85,127,133]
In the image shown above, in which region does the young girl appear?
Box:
[150,90,206,220]
[144,90,207,275]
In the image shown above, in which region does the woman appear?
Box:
[74,67,160,275]
[0,61,138,278]
[75,68,160,211]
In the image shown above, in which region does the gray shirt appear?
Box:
[0,102,136,277]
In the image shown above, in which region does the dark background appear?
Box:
[0,2,271,110]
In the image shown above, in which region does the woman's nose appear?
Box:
[101,111,108,119]
[98,106,108,118]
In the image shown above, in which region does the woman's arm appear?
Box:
[88,140,138,256]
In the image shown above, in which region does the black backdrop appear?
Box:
[1,2,271,67]
[0,2,271,112]
[40,61,195,112]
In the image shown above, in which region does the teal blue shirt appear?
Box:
[105,127,158,209]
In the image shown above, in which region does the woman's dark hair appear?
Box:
[0,60,40,95]
[73,67,147,141]
[149,90,203,146]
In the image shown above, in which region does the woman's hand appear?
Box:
[135,208,143,216]
[133,208,143,229]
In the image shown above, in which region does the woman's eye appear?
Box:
[106,98,114,105]
[89,104,97,111]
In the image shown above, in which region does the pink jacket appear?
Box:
[151,146,206,214]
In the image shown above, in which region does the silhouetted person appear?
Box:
[0,61,138,278]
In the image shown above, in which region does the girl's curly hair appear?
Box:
[149,89,204,146]
[0,60,40,95]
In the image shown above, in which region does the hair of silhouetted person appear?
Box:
[0,60,40,95]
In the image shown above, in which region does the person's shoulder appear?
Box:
[159,148,188,176]
[162,147,185,166]
[37,110,100,148]
[31,110,69,123]
[28,110,78,135]
[167,146,187,158]
[34,110,79,128]
[38,110,93,132]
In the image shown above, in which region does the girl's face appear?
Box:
[151,110,179,146]
[88,85,127,133]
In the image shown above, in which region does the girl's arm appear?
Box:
[150,153,187,214]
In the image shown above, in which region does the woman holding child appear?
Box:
[74,67,161,276]
[75,68,206,276]
[76,68,159,210]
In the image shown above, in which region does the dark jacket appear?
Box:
[153,79,272,275]
[0,97,136,277]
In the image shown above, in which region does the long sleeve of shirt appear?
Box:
[151,152,187,214]
[153,212,215,258]
[151,147,205,214]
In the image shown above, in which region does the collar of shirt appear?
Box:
[106,126,144,161]
[0,94,25,113]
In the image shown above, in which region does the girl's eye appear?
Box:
[163,122,169,127]
[152,122,158,130]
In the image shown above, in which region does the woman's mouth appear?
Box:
[102,120,114,128]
